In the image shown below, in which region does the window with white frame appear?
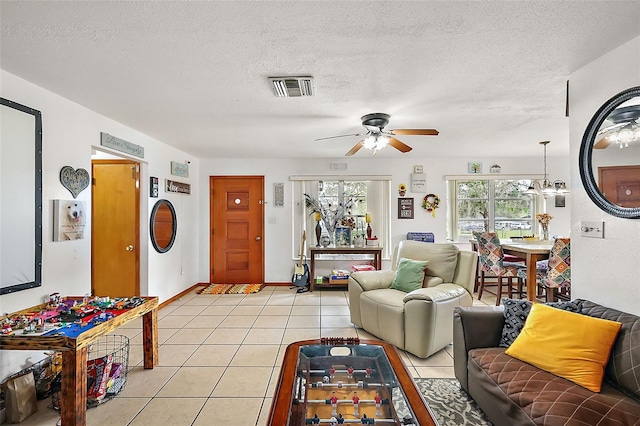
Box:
[447,178,537,242]
[290,176,391,258]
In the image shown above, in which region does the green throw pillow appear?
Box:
[390,258,429,292]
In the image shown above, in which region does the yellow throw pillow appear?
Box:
[505,303,622,392]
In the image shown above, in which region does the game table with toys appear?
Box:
[0,294,159,426]
[268,337,437,425]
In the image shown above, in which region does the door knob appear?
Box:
[126,244,135,251]
[255,236,261,241]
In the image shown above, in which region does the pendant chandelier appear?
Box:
[524,141,569,197]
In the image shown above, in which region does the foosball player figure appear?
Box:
[330,391,338,415]
[347,366,354,378]
[365,366,372,378]
[352,391,360,416]
[337,413,345,424]
[361,414,368,424]
[329,366,336,378]
[374,391,382,416]
[312,413,320,424]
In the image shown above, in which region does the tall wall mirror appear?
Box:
[1,98,43,294]
[580,86,640,219]
[150,199,177,253]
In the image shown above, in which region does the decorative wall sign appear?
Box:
[170,161,189,177]
[410,173,427,193]
[59,166,90,199]
[150,177,159,198]
[398,198,414,219]
[53,199,86,241]
[100,132,144,158]
[165,179,190,194]
[273,182,284,207]
[413,165,424,174]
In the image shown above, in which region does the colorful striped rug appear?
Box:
[197,283,264,295]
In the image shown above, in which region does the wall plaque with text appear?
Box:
[165,179,190,195]
[398,198,414,219]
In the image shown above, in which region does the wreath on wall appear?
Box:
[422,194,440,218]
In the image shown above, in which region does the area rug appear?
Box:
[197,283,264,295]
[395,378,492,426]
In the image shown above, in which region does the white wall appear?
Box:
[198,155,571,283]
[0,71,200,377]
[569,36,640,315]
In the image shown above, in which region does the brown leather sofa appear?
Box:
[453,300,640,425]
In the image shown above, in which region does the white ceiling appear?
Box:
[2,1,639,160]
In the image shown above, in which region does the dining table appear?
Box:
[470,239,554,301]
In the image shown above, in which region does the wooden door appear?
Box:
[210,176,264,284]
[92,160,140,297]
[598,165,640,208]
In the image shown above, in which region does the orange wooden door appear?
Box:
[210,176,264,284]
[598,165,640,208]
[92,160,140,297]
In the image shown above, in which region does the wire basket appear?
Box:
[51,334,129,410]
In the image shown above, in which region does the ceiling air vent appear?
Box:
[268,76,314,97]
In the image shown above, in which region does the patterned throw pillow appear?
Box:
[500,298,583,347]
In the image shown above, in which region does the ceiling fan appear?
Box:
[315,113,439,156]
[594,105,640,149]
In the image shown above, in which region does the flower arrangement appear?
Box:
[398,183,407,196]
[536,213,553,240]
[304,194,354,239]
[536,213,553,224]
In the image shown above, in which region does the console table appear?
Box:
[309,246,382,291]
[0,296,159,426]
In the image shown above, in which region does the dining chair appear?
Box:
[540,237,571,302]
[473,231,525,305]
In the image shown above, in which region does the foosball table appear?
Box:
[268,338,438,425]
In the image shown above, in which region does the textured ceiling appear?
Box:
[2,1,639,159]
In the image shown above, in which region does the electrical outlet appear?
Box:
[580,221,604,238]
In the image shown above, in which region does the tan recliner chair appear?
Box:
[348,240,478,358]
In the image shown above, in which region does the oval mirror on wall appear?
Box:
[580,86,640,219]
[150,199,177,253]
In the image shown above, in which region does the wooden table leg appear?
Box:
[60,347,87,426]
[142,308,158,369]
[525,253,545,301]
[310,253,316,292]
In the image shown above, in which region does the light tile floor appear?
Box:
[20,285,496,426]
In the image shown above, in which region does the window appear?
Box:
[291,176,390,258]
[448,179,536,242]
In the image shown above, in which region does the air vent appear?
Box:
[269,76,314,97]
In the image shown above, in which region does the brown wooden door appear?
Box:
[92,160,140,297]
[598,165,640,208]
[210,176,264,284]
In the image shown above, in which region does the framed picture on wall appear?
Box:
[555,195,566,208]
[398,198,414,219]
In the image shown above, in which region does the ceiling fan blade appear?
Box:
[594,137,611,149]
[390,129,439,136]
[597,122,626,135]
[345,140,364,156]
[388,137,412,153]
[315,133,362,141]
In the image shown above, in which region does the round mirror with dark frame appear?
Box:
[150,199,177,253]
[580,86,640,219]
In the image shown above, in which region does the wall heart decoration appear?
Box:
[60,166,90,199]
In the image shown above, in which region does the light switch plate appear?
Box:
[581,221,604,238]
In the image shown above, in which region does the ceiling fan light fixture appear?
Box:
[363,135,377,150]
[375,135,389,150]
